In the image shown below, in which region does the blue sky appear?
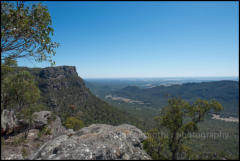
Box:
[17,1,239,78]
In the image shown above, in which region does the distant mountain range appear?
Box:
[112,80,239,117]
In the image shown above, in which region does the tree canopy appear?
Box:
[65,116,85,131]
[1,70,40,111]
[1,1,59,65]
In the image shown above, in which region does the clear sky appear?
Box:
[17,1,239,78]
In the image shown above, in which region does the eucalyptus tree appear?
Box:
[144,98,223,160]
[1,1,59,65]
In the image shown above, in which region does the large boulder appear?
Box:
[32,111,67,138]
[1,111,67,160]
[1,110,19,135]
[32,111,52,129]
[1,110,66,137]
[29,124,152,160]
[47,114,67,139]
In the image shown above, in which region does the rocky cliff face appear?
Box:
[26,66,90,113]
[29,124,151,160]
[15,66,142,127]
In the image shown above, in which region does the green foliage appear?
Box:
[64,117,84,131]
[1,137,5,145]
[21,147,28,158]
[18,104,46,122]
[38,126,52,138]
[1,58,17,110]
[144,98,223,160]
[2,70,40,111]
[143,128,171,160]
[1,1,59,65]
[1,59,47,140]
[1,58,17,79]
[189,99,223,123]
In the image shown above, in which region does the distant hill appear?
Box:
[113,80,239,117]
[14,66,143,128]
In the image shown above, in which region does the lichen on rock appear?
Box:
[29,124,152,160]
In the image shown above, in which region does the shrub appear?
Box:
[38,126,52,138]
[1,137,5,145]
[64,116,84,131]
[22,148,28,158]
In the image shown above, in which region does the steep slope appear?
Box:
[113,81,239,116]
[14,66,142,127]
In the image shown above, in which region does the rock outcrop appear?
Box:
[29,124,151,160]
[47,114,67,139]
[1,110,19,135]
[2,110,151,160]
[39,66,79,79]
[32,111,52,129]
[1,110,68,160]
[1,110,66,136]
[32,110,67,139]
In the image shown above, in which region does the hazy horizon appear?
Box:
[84,76,239,80]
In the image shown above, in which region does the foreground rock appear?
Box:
[1,110,66,136]
[32,111,52,129]
[1,110,67,160]
[2,111,151,160]
[29,124,151,160]
[31,111,66,138]
[1,110,19,135]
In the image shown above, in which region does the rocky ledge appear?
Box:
[29,124,151,160]
[1,110,151,160]
[1,110,67,160]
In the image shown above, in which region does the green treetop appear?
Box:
[1,1,59,65]
[144,98,223,160]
